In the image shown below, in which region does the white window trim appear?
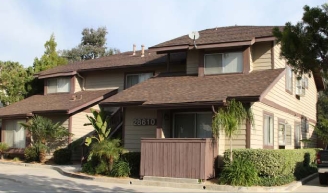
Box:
[204,52,243,75]
[263,113,274,147]
[285,66,293,93]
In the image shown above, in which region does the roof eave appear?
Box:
[38,71,77,79]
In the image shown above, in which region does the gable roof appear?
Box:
[101,68,285,107]
[37,50,186,79]
[149,26,283,52]
[0,89,117,118]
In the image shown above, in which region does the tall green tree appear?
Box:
[0,61,28,106]
[212,100,254,161]
[33,34,68,73]
[315,82,328,147]
[273,4,328,75]
[60,27,120,62]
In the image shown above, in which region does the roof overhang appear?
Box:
[0,113,33,119]
[38,71,77,79]
[150,36,276,54]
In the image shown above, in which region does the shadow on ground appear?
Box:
[0,173,139,193]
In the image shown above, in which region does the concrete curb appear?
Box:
[0,161,317,192]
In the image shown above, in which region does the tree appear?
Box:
[315,82,328,147]
[0,61,28,106]
[33,34,67,73]
[60,27,120,62]
[84,108,111,146]
[273,4,328,75]
[212,99,254,161]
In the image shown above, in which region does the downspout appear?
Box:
[76,72,85,91]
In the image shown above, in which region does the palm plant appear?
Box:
[84,108,111,146]
[88,139,124,173]
[0,142,9,159]
[212,99,254,161]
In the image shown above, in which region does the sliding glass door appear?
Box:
[174,112,212,138]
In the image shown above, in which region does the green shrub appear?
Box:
[110,160,130,177]
[258,174,295,186]
[53,148,72,165]
[95,160,109,175]
[13,157,20,162]
[121,152,140,177]
[24,146,38,162]
[82,161,96,175]
[219,157,259,186]
[224,149,318,178]
[294,163,317,180]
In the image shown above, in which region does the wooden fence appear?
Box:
[140,138,217,180]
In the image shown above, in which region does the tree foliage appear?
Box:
[60,27,120,63]
[315,83,328,146]
[212,99,254,161]
[0,61,28,106]
[84,108,111,146]
[33,34,67,73]
[273,4,328,75]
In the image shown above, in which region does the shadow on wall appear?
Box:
[0,173,140,193]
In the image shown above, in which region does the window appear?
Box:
[295,77,307,96]
[301,116,309,133]
[204,52,243,75]
[285,66,293,93]
[294,123,301,148]
[263,113,274,147]
[174,112,212,138]
[278,122,286,145]
[47,77,70,94]
[4,119,25,148]
[126,73,153,88]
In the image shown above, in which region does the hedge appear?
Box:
[121,152,140,177]
[223,149,319,178]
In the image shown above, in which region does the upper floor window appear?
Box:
[126,73,153,89]
[204,52,243,75]
[285,66,293,93]
[47,77,70,94]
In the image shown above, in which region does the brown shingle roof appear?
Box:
[0,89,117,118]
[101,69,285,106]
[37,50,186,78]
[150,26,283,49]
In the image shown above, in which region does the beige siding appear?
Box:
[186,50,199,75]
[251,102,317,149]
[74,76,83,93]
[84,66,184,92]
[43,114,69,129]
[274,43,286,69]
[252,42,272,70]
[264,73,317,121]
[124,107,156,152]
[71,111,93,140]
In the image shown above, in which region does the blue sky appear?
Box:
[0,0,326,67]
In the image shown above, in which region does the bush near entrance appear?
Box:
[221,149,319,186]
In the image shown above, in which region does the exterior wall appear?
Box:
[186,49,199,75]
[264,73,317,121]
[84,65,184,92]
[71,111,93,141]
[251,102,316,149]
[42,114,69,129]
[224,124,246,150]
[74,76,83,93]
[124,107,157,152]
[274,43,286,69]
[251,42,272,71]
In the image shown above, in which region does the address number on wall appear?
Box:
[133,118,156,126]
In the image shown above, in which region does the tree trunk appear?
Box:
[109,155,114,171]
[230,137,233,162]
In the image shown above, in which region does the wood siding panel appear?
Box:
[124,107,157,152]
[186,49,199,75]
[251,102,317,149]
[74,76,83,93]
[252,42,272,71]
[85,71,124,91]
[274,43,286,69]
[71,111,94,140]
[264,73,317,121]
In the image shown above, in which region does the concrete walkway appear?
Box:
[0,161,317,192]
